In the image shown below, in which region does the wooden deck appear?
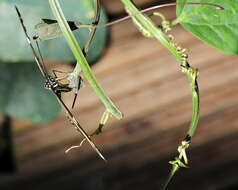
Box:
[1,2,238,190]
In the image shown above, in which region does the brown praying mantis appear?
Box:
[15,6,106,162]
[33,0,101,109]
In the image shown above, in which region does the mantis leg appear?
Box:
[82,0,101,55]
[52,69,70,81]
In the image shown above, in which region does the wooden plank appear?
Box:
[2,103,238,189]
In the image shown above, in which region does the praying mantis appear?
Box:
[33,0,101,109]
[15,6,106,162]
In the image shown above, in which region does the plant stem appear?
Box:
[48,0,122,120]
[161,164,179,190]
[184,65,200,139]
[120,0,200,141]
[162,64,200,190]
[120,0,182,61]
[120,1,200,189]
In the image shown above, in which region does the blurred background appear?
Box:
[1,0,238,189]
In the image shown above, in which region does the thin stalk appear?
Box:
[120,0,182,61]
[119,1,202,189]
[82,0,101,55]
[48,0,122,120]
[161,164,179,190]
[120,0,201,140]
[186,68,200,138]
[162,64,200,190]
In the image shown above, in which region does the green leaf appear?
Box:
[0,61,60,124]
[176,0,238,54]
[0,0,108,63]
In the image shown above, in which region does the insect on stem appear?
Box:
[15,5,106,162]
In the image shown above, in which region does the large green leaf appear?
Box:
[0,0,108,63]
[176,0,238,54]
[0,61,60,124]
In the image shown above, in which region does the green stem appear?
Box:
[120,0,182,61]
[120,0,200,145]
[83,0,101,54]
[48,0,122,120]
[120,1,200,189]
[182,64,200,139]
[162,65,200,190]
[161,164,179,190]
